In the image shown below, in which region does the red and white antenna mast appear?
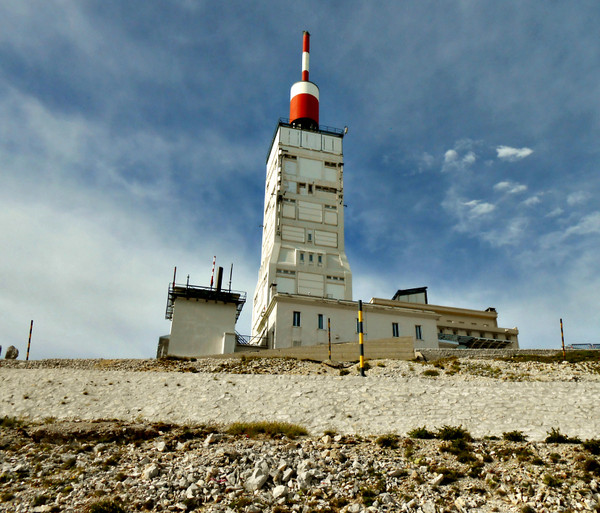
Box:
[289,31,319,131]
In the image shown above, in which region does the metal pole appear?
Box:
[358,300,365,377]
[229,263,233,292]
[560,318,566,360]
[26,320,33,361]
[210,256,216,289]
[328,317,331,361]
[172,266,177,288]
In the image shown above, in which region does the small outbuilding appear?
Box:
[158,276,246,358]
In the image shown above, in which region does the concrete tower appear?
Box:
[252,32,352,344]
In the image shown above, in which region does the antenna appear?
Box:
[289,31,319,130]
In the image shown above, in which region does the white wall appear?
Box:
[269,295,439,350]
[169,299,237,357]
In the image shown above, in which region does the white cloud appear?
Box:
[442,147,477,172]
[565,212,600,237]
[567,191,591,206]
[444,149,458,163]
[546,207,564,218]
[523,195,541,206]
[493,181,527,194]
[496,145,534,161]
[463,199,496,217]
[463,151,476,165]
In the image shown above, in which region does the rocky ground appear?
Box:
[2,354,600,382]
[1,354,600,512]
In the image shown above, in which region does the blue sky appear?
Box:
[1,1,599,358]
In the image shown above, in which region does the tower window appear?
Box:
[317,255,323,265]
[293,311,301,327]
[415,325,423,340]
[299,252,305,263]
[392,323,399,338]
[318,314,324,330]
[309,254,314,263]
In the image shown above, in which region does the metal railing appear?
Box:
[266,118,345,162]
[165,282,246,321]
[235,332,267,347]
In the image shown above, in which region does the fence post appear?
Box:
[328,318,332,361]
[358,300,365,377]
[560,318,566,360]
[26,320,33,361]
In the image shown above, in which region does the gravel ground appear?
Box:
[1,356,600,513]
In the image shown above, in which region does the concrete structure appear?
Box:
[157,32,518,358]
[258,294,438,350]
[158,277,246,358]
[252,31,352,342]
[385,287,519,349]
[248,32,519,355]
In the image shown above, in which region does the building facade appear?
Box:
[250,32,519,353]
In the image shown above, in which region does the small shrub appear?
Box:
[360,487,377,506]
[32,495,50,507]
[441,439,476,463]
[545,428,581,444]
[503,430,527,442]
[226,421,307,439]
[549,452,561,463]
[583,439,600,455]
[436,425,473,442]
[407,426,435,439]
[1,491,15,502]
[85,500,128,513]
[581,458,600,476]
[423,369,439,377]
[431,466,464,485]
[542,474,562,487]
[468,461,485,478]
[376,433,399,449]
[0,416,23,429]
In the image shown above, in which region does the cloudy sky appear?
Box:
[2,1,599,358]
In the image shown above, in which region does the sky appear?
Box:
[1,1,599,358]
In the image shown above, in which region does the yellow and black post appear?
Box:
[358,300,365,377]
[328,317,332,361]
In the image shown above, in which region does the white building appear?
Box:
[158,268,246,358]
[250,32,519,352]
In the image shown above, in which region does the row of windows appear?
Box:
[292,312,423,339]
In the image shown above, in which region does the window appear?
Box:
[318,314,324,330]
[415,325,423,340]
[309,254,314,263]
[299,253,305,263]
[317,255,323,265]
[293,311,301,327]
[307,232,313,242]
[392,322,399,338]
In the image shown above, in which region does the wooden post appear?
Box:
[26,320,33,361]
[328,318,331,361]
[560,318,566,360]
